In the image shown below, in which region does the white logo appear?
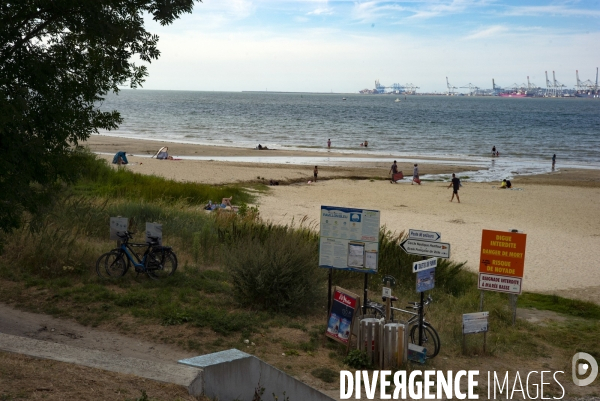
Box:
[572,352,598,386]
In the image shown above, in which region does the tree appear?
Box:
[0,0,196,233]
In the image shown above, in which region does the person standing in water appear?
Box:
[552,154,556,171]
[448,173,461,203]
[327,138,331,149]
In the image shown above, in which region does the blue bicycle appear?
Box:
[96,231,177,280]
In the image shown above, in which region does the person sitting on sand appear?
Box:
[221,197,233,208]
[499,179,512,189]
[157,147,173,160]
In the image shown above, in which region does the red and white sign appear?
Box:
[334,290,357,308]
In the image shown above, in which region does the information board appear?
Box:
[326,287,359,346]
[478,229,527,295]
[319,206,380,273]
[463,312,489,334]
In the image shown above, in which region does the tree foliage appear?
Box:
[0,0,195,232]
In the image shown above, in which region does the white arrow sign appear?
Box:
[413,257,438,273]
[400,239,451,258]
[408,229,441,242]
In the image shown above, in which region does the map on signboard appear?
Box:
[319,206,380,273]
[463,312,489,334]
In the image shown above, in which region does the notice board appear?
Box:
[319,206,380,273]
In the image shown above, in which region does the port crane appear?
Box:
[576,68,599,94]
[446,77,457,95]
[460,83,480,96]
[374,79,419,94]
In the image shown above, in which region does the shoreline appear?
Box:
[84,134,600,186]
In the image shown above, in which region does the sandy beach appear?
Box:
[85,135,600,303]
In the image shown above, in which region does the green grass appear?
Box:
[519,292,600,319]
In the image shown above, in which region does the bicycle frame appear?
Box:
[119,242,149,270]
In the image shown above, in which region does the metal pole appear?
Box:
[479,290,484,312]
[327,269,332,314]
[419,291,424,346]
[363,273,368,315]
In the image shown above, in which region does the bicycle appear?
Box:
[364,294,440,359]
[96,231,177,280]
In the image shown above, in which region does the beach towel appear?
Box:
[112,151,128,164]
[392,172,404,181]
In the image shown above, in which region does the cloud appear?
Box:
[503,5,600,18]
[464,25,509,39]
[308,7,334,15]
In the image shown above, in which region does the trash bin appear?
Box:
[359,318,382,367]
[381,322,407,369]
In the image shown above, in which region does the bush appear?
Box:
[225,231,325,314]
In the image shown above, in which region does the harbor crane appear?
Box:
[374,79,418,94]
[460,83,479,96]
[446,77,457,95]
[492,78,503,95]
[576,68,599,94]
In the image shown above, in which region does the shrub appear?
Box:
[225,231,325,314]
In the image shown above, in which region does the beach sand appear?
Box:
[84,135,600,303]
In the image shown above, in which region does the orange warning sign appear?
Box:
[479,229,527,278]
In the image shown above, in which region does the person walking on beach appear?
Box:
[552,154,556,171]
[327,138,331,149]
[412,163,421,185]
[314,166,319,182]
[389,160,399,183]
[448,173,460,203]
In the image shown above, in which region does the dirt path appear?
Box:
[0,303,191,364]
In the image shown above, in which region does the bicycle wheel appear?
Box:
[145,250,177,279]
[96,250,127,278]
[409,323,440,359]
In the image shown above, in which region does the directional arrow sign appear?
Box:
[413,257,438,273]
[400,239,450,258]
[408,229,441,242]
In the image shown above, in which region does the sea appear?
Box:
[97,90,600,182]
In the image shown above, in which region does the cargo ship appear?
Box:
[498,92,528,98]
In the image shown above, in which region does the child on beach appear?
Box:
[314,166,318,182]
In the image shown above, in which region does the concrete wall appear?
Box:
[180,349,335,401]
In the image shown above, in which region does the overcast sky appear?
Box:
[139,0,600,93]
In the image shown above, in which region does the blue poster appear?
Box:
[416,267,435,293]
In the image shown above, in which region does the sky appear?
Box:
[139,0,600,93]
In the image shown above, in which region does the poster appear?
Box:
[416,267,435,293]
[319,206,380,273]
[326,287,359,346]
[110,217,129,240]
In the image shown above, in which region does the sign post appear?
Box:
[462,312,489,354]
[402,229,448,349]
[478,229,527,324]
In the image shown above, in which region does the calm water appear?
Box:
[98,90,600,180]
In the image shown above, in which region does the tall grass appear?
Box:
[75,150,255,205]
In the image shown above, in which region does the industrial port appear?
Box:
[360,68,599,98]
